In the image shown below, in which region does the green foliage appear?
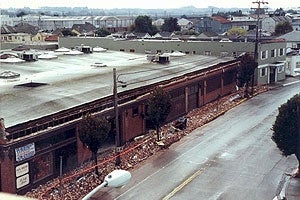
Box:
[134,15,158,35]
[237,53,257,97]
[78,114,110,153]
[272,93,300,157]
[212,10,245,18]
[78,114,110,174]
[16,11,27,18]
[227,27,247,36]
[61,29,77,37]
[275,21,293,35]
[95,28,110,37]
[161,17,181,32]
[146,87,172,141]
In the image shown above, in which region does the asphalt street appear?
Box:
[94,80,300,200]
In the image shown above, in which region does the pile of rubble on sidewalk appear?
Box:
[25,87,267,199]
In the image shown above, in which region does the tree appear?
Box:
[16,10,27,24]
[237,53,257,97]
[78,114,110,175]
[272,93,300,177]
[275,21,293,36]
[227,27,247,37]
[161,17,181,32]
[61,28,77,36]
[134,15,158,35]
[95,28,110,37]
[146,87,171,141]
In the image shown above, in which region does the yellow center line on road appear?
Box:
[162,168,204,200]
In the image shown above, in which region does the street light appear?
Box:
[82,169,131,200]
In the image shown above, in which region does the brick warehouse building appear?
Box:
[0,51,239,194]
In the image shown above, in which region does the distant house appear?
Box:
[152,32,176,39]
[1,33,32,43]
[285,50,300,76]
[288,14,300,31]
[94,16,133,33]
[177,18,193,31]
[134,32,152,39]
[14,22,40,35]
[32,32,49,42]
[261,16,292,33]
[227,16,257,31]
[211,16,232,34]
[152,18,165,27]
[278,30,300,51]
[0,25,16,34]
[45,34,59,42]
[277,30,300,77]
[195,16,232,35]
[71,22,96,36]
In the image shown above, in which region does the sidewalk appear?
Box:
[277,76,300,200]
[270,76,300,89]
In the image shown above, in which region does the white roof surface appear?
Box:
[0,50,232,128]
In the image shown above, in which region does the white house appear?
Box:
[278,30,300,52]
[286,51,300,76]
[177,18,193,31]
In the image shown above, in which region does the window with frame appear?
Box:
[277,66,284,73]
[260,68,267,77]
[204,51,211,56]
[261,50,268,60]
[278,48,284,56]
[132,106,139,117]
[189,84,198,94]
[271,49,276,57]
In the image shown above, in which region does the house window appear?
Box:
[278,48,284,56]
[130,49,135,52]
[204,51,211,56]
[261,50,268,60]
[132,106,139,117]
[119,49,125,51]
[278,66,284,73]
[221,52,229,57]
[260,68,267,77]
[271,49,276,57]
[189,84,198,94]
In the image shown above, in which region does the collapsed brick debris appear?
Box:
[25,87,267,199]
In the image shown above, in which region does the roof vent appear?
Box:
[14,82,48,88]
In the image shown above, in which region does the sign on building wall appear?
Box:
[15,143,35,162]
[15,162,29,177]
[16,174,30,189]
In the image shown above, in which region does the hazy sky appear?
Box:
[0,0,299,10]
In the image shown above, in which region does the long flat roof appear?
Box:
[0,50,234,128]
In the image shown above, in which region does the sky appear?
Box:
[0,0,299,10]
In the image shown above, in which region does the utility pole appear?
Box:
[251,0,268,95]
[113,68,121,165]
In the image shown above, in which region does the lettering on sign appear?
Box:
[16,174,29,189]
[15,162,29,177]
[15,143,35,162]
